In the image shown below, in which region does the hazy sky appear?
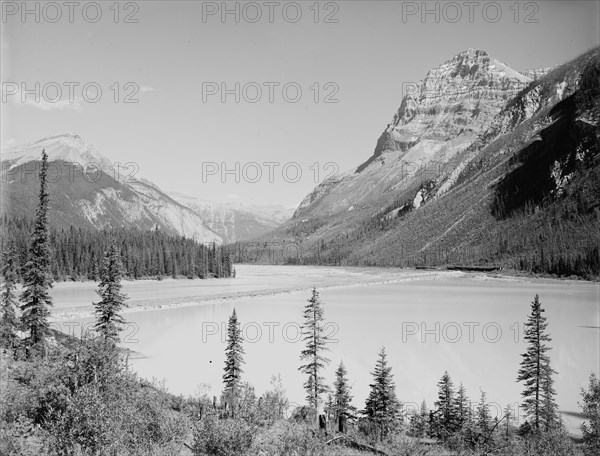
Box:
[2,1,599,207]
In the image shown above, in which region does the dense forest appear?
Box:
[0,216,234,281]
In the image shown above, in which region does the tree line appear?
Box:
[0,214,233,282]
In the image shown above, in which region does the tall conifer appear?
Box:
[94,244,128,343]
[20,150,53,354]
[223,308,245,414]
[516,294,558,432]
[299,288,330,419]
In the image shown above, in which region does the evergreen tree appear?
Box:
[0,242,20,350]
[476,390,492,437]
[504,404,514,439]
[299,288,330,418]
[331,361,355,428]
[20,150,53,354]
[580,373,600,456]
[541,360,559,431]
[516,294,558,432]
[94,244,128,343]
[433,371,457,439]
[455,382,471,430]
[363,347,401,439]
[409,400,429,438]
[223,308,245,415]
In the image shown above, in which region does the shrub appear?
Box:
[249,421,323,456]
[191,415,254,456]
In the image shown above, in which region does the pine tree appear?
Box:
[363,347,401,439]
[541,360,559,431]
[516,294,558,432]
[299,288,330,419]
[20,150,53,354]
[504,404,514,439]
[455,382,471,430]
[433,371,457,439]
[223,308,245,415]
[0,242,20,350]
[331,361,355,429]
[94,244,128,343]
[409,400,429,438]
[580,373,600,456]
[476,390,492,437]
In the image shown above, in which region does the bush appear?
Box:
[1,335,190,456]
[0,416,40,456]
[191,415,254,456]
[249,421,324,456]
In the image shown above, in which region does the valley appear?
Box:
[1,4,599,454]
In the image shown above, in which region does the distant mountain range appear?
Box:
[0,134,292,243]
[261,47,600,277]
[168,192,293,243]
[3,47,598,278]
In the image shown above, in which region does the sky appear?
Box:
[1,0,599,208]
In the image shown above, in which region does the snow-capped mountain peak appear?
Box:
[1,134,222,243]
[1,133,113,173]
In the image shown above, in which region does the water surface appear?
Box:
[54,265,599,435]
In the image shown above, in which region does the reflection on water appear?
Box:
[58,266,599,436]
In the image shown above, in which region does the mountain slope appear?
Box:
[0,134,222,243]
[258,47,600,278]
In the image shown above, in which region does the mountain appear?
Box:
[261,47,600,278]
[168,192,294,243]
[0,134,222,243]
[294,49,532,219]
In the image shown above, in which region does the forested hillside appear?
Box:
[0,216,233,281]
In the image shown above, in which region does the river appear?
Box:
[48,265,599,435]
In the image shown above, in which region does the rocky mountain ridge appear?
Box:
[294,49,534,218]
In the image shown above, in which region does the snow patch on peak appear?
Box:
[1,133,113,174]
[489,59,532,84]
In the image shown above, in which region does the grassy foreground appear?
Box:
[0,332,590,456]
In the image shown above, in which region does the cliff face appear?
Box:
[294,49,532,219]
[370,49,531,161]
